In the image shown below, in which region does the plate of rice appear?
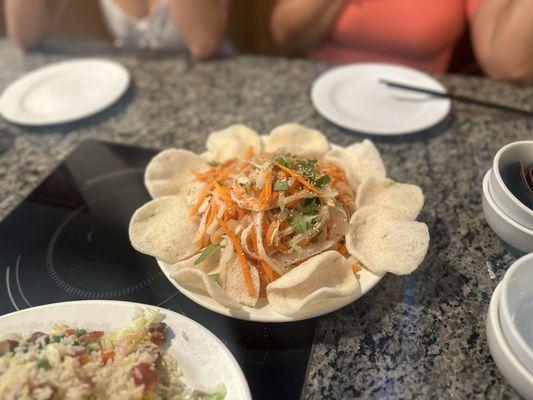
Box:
[0,300,251,400]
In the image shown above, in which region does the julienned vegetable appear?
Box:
[189,152,355,298]
[194,244,221,265]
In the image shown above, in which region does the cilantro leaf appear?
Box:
[289,218,309,234]
[273,181,289,191]
[209,273,220,282]
[207,160,220,167]
[301,198,318,215]
[315,175,331,187]
[275,156,293,168]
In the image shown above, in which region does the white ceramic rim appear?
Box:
[158,260,383,323]
[483,170,533,236]
[491,141,533,225]
[0,58,130,126]
[0,300,252,400]
[310,62,451,135]
[499,253,533,373]
[487,283,533,398]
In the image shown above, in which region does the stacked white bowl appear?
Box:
[487,254,533,399]
[482,141,533,252]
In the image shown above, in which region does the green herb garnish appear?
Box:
[294,159,319,181]
[209,273,220,282]
[51,335,61,343]
[300,198,318,215]
[76,329,87,337]
[275,156,293,168]
[290,215,312,234]
[194,244,221,265]
[207,160,220,167]
[37,358,51,370]
[315,175,330,187]
[273,181,289,191]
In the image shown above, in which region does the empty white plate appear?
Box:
[311,63,451,135]
[0,58,130,126]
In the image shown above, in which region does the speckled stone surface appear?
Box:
[0,39,532,399]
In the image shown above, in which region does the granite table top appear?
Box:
[0,39,532,399]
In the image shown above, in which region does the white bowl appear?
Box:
[482,170,533,253]
[499,253,533,375]
[487,283,533,399]
[489,141,533,230]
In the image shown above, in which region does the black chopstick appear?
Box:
[380,79,533,117]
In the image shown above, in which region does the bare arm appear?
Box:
[472,0,533,81]
[270,0,346,55]
[5,0,67,50]
[167,0,228,60]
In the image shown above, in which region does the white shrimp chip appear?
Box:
[265,123,330,156]
[129,196,199,264]
[222,258,261,307]
[206,124,262,162]
[346,206,429,276]
[144,148,206,199]
[324,140,386,191]
[266,250,360,316]
[167,253,242,310]
[356,176,424,220]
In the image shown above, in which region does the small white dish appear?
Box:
[487,283,533,400]
[310,63,451,135]
[159,260,383,323]
[0,58,130,126]
[499,253,533,375]
[0,300,251,400]
[482,170,533,252]
[489,141,533,230]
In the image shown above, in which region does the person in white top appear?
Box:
[5,0,229,60]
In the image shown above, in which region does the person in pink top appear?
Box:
[271,0,533,81]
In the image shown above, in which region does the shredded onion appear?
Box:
[253,212,284,274]
[241,225,258,260]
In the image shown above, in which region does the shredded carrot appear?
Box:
[351,262,361,273]
[250,229,278,282]
[275,162,321,194]
[245,146,254,159]
[216,217,255,297]
[189,183,214,218]
[257,168,273,210]
[214,181,233,209]
[338,242,347,255]
[223,211,230,222]
[276,240,289,253]
[196,233,209,248]
[204,202,218,233]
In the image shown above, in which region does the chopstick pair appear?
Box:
[380,79,533,117]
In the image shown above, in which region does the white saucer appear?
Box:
[311,63,451,135]
[0,58,130,126]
